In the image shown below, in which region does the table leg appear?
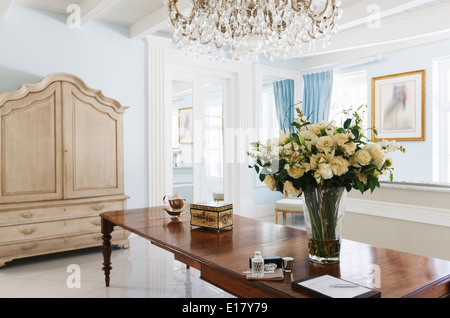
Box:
[101,217,115,287]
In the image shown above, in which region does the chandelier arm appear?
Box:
[168,0,194,26]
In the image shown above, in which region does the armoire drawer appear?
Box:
[0,216,106,244]
[0,200,125,226]
[0,229,129,264]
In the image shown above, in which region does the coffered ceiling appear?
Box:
[3,0,450,65]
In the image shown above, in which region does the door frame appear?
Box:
[166,65,234,204]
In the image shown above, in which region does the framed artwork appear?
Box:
[178,107,193,144]
[371,70,425,141]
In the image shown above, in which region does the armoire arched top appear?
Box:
[0,72,129,115]
[0,73,130,266]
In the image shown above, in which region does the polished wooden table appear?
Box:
[100,206,450,298]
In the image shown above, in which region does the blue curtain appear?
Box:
[302,70,334,123]
[273,79,294,132]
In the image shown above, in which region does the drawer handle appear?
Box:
[91,219,101,226]
[19,212,35,219]
[20,227,36,235]
[91,205,105,211]
[20,243,38,251]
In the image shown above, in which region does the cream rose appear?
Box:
[355,150,372,166]
[329,156,349,176]
[287,165,305,179]
[333,133,349,147]
[364,143,385,162]
[315,163,333,180]
[264,175,276,191]
[316,136,334,154]
[284,181,301,197]
[299,130,319,145]
[341,142,357,156]
[309,123,322,135]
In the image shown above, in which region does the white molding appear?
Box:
[346,198,450,228]
[0,0,14,17]
[145,34,173,47]
[379,181,450,193]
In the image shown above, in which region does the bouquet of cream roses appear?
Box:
[248,106,405,196]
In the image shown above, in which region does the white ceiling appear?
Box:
[5,0,450,65]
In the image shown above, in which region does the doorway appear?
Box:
[169,74,229,204]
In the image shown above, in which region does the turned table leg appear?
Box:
[101,217,115,287]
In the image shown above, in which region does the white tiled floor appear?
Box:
[0,214,305,298]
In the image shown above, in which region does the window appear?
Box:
[329,70,368,130]
[260,79,280,142]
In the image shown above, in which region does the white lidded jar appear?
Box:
[251,251,264,278]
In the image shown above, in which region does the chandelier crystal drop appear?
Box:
[166,0,343,62]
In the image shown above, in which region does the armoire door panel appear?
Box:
[0,82,63,203]
[62,83,124,198]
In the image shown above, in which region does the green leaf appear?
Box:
[259,173,266,182]
[256,157,262,166]
[351,128,360,140]
[369,178,375,193]
[254,165,260,174]
[344,118,352,129]
[354,178,365,194]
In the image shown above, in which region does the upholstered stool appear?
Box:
[213,193,224,202]
[275,192,304,224]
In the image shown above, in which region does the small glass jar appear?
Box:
[251,251,264,278]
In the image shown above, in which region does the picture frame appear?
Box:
[371,70,425,141]
[178,107,193,144]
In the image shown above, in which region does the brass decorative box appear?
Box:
[190,202,233,231]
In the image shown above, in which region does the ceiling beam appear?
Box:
[79,0,119,27]
[0,0,14,17]
[339,0,440,31]
[130,0,191,40]
[301,2,450,69]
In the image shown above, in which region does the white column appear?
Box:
[146,35,173,206]
[235,62,254,214]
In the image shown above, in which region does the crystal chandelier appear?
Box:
[166,0,343,62]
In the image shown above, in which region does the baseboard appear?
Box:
[346,198,450,228]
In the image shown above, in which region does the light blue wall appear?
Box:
[0,5,148,208]
[335,38,450,183]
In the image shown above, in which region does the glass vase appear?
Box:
[303,187,347,264]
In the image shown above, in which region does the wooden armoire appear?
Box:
[0,73,130,266]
